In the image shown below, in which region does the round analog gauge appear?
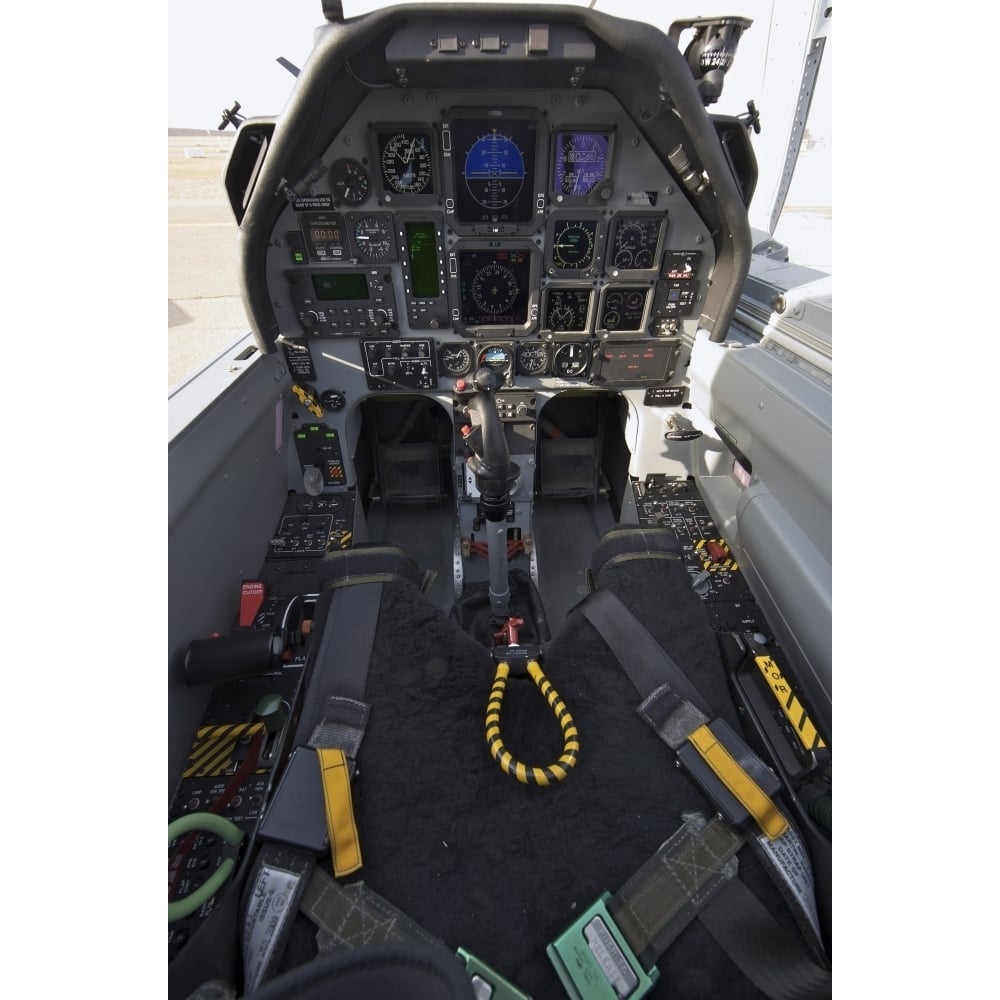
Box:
[551,220,597,270]
[464,131,526,209]
[439,343,474,377]
[352,215,394,261]
[517,343,549,376]
[320,389,347,411]
[471,262,519,316]
[554,132,610,196]
[612,217,662,270]
[477,344,514,374]
[552,343,590,377]
[380,131,434,194]
[544,288,591,332]
[329,158,371,205]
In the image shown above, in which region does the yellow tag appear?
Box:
[316,747,363,876]
[687,724,788,840]
[754,656,827,751]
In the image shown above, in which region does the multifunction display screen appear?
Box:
[451,119,538,224]
[405,221,441,298]
[458,249,531,326]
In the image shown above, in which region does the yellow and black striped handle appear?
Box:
[485,659,579,785]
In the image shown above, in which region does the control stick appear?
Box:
[460,368,520,621]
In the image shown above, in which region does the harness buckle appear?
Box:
[547,892,659,999]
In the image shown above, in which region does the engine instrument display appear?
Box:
[552,131,611,196]
[378,130,435,195]
[458,249,532,326]
[451,119,537,224]
[599,287,649,333]
[550,219,598,271]
[543,288,592,332]
[609,215,664,271]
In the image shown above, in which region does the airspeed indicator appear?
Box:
[379,131,434,194]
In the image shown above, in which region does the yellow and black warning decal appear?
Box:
[695,538,739,572]
[183,722,267,778]
[485,660,579,786]
[754,656,826,752]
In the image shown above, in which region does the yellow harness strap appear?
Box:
[687,724,788,840]
[316,747,363,875]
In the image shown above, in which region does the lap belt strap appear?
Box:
[573,587,830,992]
[300,865,532,999]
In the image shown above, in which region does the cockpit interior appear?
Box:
[168,4,832,998]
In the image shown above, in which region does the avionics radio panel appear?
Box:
[285,267,399,337]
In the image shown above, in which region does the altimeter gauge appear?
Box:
[553,131,611,196]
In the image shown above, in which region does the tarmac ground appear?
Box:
[168,132,249,390]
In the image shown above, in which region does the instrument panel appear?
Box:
[266,87,713,392]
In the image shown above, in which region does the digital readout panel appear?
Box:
[451,119,538,224]
[458,249,532,326]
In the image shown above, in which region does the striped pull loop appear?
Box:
[485,659,580,786]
